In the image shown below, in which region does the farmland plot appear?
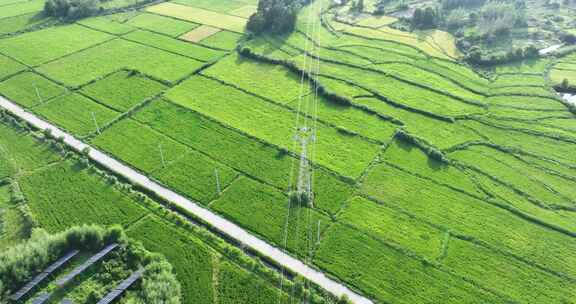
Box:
[38,38,204,87]
[211,177,331,256]
[181,25,222,43]
[0,72,65,108]
[0,53,26,80]
[203,54,306,104]
[315,224,507,304]
[0,12,49,36]
[78,16,135,35]
[123,30,226,62]
[126,13,199,37]
[0,124,61,171]
[218,261,290,304]
[361,164,576,278]
[166,75,381,178]
[127,215,215,303]
[20,160,148,232]
[80,70,167,112]
[146,2,247,33]
[0,0,43,20]
[0,24,112,66]
[133,99,294,189]
[91,118,188,173]
[34,93,120,137]
[171,0,246,12]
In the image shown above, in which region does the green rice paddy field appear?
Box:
[1,0,575,303]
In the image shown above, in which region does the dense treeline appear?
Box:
[44,0,99,21]
[247,0,311,34]
[0,225,181,303]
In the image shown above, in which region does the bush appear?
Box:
[141,258,181,304]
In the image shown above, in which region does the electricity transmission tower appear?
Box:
[294,126,315,208]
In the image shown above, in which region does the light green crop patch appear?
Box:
[80,70,166,112]
[0,54,26,80]
[314,223,505,304]
[20,160,148,232]
[126,215,215,303]
[0,72,66,108]
[211,176,331,257]
[338,196,445,260]
[122,30,226,62]
[91,118,188,173]
[199,30,241,50]
[166,75,381,178]
[133,99,294,189]
[0,0,43,19]
[361,163,576,279]
[34,93,119,137]
[126,13,199,37]
[154,149,239,204]
[38,38,204,87]
[0,24,113,66]
[78,16,136,35]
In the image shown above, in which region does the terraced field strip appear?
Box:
[146,2,247,33]
[0,96,374,304]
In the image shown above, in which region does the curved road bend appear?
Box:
[0,96,374,304]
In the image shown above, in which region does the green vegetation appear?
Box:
[0,225,181,303]
[126,13,199,37]
[38,38,204,87]
[34,93,120,137]
[123,30,226,62]
[0,54,27,80]
[0,72,66,108]
[80,70,167,112]
[0,24,112,66]
[20,160,148,232]
[127,215,214,303]
[1,2,575,304]
[200,30,242,50]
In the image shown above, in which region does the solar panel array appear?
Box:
[31,292,52,304]
[96,269,145,304]
[56,243,119,287]
[10,250,80,301]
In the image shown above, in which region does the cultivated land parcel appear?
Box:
[1,0,576,303]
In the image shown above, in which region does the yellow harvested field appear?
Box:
[229,5,257,18]
[332,22,456,59]
[356,15,397,28]
[419,30,461,59]
[181,25,221,42]
[146,2,247,33]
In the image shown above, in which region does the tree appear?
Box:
[44,0,99,21]
[411,7,437,29]
[247,0,306,35]
[562,78,570,89]
[357,0,364,11]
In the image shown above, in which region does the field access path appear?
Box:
[0,96,374,304]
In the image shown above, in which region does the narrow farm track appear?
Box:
[0,96,375,304]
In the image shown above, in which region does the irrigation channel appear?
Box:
[0,96,375,304]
